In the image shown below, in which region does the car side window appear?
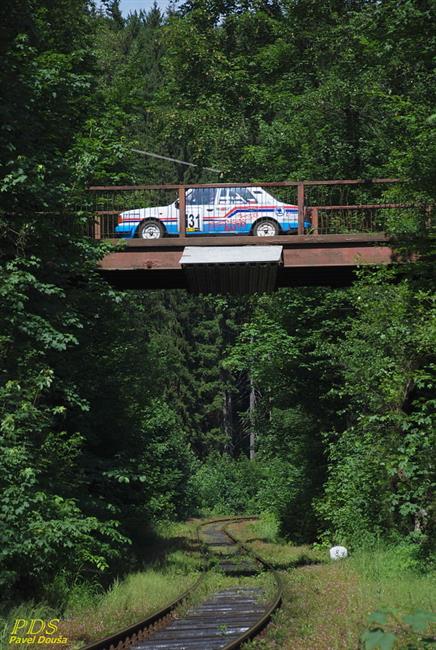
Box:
[186,188,217,205]
[237,188,257,203]
[228,188,241,204]
[218,189,228,203]
[226,188,258,204]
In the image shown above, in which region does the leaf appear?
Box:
[361,629,396,650]
[378,633,396,650]
[403,610,436,633]
[368,611,389,626]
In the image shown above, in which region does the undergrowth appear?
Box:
[0,520,202,650]
[2,517,433,650]
[229,518,435,650]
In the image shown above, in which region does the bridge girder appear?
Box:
[98,234,397,293]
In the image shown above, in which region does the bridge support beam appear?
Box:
[98,234,397,292]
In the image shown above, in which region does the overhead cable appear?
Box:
[131,148,222,173]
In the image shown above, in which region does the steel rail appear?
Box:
[80,522,209,650]
[219,520,283,650]
[188,516,283,649]
[80,579,203,650]
[80,517,283,650]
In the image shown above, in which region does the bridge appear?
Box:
[89,178,426,293]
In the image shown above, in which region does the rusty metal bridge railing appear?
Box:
[87,178,428,240]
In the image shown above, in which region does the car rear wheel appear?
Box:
[137,220,164,239]
[252,219,280,237]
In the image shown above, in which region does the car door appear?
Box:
[211,188,231,233]
[218,187,259,234]
[185,188,217,235]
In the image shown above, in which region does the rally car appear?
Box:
[116,186,310,239]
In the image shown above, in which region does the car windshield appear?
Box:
[186,188,217,205]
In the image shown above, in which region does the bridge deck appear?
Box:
[98,233,395,291]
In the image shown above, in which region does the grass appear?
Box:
[0,520,203,650]
[2,517,433,650]
[0,517,275,650]
[176,516,277,612]
[179,570,276,614]
[0,603,59,650]
[227,518,325,569]
[227,518,435,650]
[58,569,201,648]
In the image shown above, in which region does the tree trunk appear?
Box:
[249,373,256,460]
[223,389,234,456]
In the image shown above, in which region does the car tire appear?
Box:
[252,218,280,237]
[137,219,165,239]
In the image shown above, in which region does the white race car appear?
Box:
[116,186,310,238]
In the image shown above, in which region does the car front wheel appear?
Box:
[252,219,280,237]
[137,220,164,239]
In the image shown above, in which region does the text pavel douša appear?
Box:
[9,620,68,645]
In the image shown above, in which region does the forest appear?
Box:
[0,0,434,648]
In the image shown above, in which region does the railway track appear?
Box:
[82,517,282,650]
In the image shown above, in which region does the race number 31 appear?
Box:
[186,214,200,230]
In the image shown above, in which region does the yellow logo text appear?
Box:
[9,619,68,645]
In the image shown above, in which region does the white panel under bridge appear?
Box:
[179,246,283,294]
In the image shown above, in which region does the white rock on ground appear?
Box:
[329,545,348,560]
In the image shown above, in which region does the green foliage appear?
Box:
[192,450,318,537]
[190,454,261,514]
[132,400,196,520]
[316,269,435,547]
[1,0,434,609]
[361,609,436,649]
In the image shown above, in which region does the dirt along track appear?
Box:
[82,517,283,650]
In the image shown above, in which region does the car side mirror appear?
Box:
[175,199,180,210]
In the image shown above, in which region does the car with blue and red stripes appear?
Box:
[116,186,310,239]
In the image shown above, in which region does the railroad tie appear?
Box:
[133,587,266,649]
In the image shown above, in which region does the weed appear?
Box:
[234,520,435,650]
